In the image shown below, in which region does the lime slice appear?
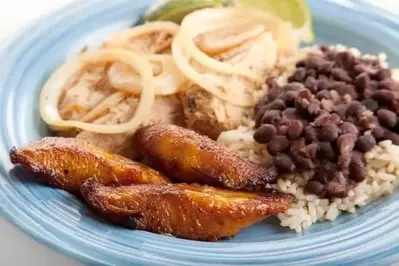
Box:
[231,0,314,43]
[139,0,224,24]
[139,0,314,43]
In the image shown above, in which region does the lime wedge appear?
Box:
[139,0,224,24]
[231,0,314,43]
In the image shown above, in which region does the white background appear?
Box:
[1,0,399,265]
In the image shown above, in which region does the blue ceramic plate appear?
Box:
[0,0,398,265]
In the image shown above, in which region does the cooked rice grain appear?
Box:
[218,127,399,232]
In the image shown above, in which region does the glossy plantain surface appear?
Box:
[10,137,170,194]
[81,180,294,241]
[135,124,278,190]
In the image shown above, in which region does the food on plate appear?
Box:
[253,46,399,198]
[42,23,185,158]
[135,124,278,190]
[218,44,399,232]
[81,180,294,241]
[180,83,248,139]
[28,0,399,237]
[10,137,170,194]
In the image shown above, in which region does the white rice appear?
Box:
[217,45,399,233]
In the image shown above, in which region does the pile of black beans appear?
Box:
[254,46,399,198]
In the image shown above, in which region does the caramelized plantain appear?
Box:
[135,124,278,190]
[81,180,294,241]
[10,137,170,194]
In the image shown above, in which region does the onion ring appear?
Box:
[40,49,155,134]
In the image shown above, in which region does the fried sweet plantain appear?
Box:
[81,180,294,241]
[135,124,278,190]
[10,137,170,194]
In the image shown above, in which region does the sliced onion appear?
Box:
[196,24,266,54]
[173,31,276,107]
[179,10,264,81]
[103,21,179,52]
[108,54,185,95]
[40,49,155,134]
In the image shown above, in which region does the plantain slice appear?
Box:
[135,124,278,191]
[10,137,170,194]
[81,180,294,241]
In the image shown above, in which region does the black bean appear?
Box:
[267,99,286,111]
[337,133,357,154]
[283,108,298,119]
[278,125,288,135]
[320,45,330,53]
[306,69,317,78]
[299,143,319,159]
[306,55,324,69]
[255,105,268,128]
[379,79,399,91]
[287,120,304,140]
[288,67,307,82]
[318,61,335,74]
[304,76,318,93]
[267,87,281,102]
[304,180,325,196]
[295,155,316,170]
[318,142,337,161]
[346,101,364,116]
[372,127,385,140]
[334,104,348,119]
[349,152,366,182]
[254,124,277,144]
[304,125,319,142]
[262,110,282,125]
[316,89,331,100]
[336,51,355,70]
[296,60,306,68]
[375,69,392,81]
[326,51,337,61]
[382,131,399,145]
[372,90,394,104]
[361,98,379,112]
[267,136,290,155]
[318,78,329,91]
[356,135,376,152]
[355,72,370,91]
[273,154,296,173]
[325,181,348,198]
[377,109,397,128]
[319,124,339,142]
[338,153,352,172]
[280,91,298,106]
[331,68,352,83]
[339,122,359,135]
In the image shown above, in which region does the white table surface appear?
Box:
[1,0,399,265]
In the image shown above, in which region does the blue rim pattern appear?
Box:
[0,0,399,265]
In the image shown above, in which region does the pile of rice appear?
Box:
[217,45,399,233]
